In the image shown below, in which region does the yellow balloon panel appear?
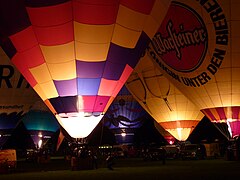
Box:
[75,41,109,61]
[34,81,58,100]
[74,22,114,44]
[48,60,76,80]
[117,5,147,31]
[40,42,75,63]
[30,63,52,83]
[33,84,48,101]
[112,24,141,48]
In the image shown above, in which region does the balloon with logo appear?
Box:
[126,52,204,141]
[0,0,172,139]
[21,100,60,149]
[104,85,147,144]
[0,47,40,147]
[147,0,240,139]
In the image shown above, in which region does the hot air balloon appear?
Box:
[0,47,40,148]
[126,52,204,141]
[104,85,147,144]
[0,0,172,139]
[147,0,240,140]
[21,100,60,150]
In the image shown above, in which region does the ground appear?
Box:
[1,157,240,180]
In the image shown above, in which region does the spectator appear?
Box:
[106,153,114,170]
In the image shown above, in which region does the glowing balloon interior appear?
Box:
[147,0,240,139]
[126,52,204,141]
[22,110,60,147]
[104,85,146,129]
[0,0,172,138]
[104,85,147,144]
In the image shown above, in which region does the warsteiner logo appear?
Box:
[152,21,206,61]
[151,1,208,72]
[148,0,228,88]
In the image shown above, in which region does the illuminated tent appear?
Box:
[21,101,60,149]
[0,47,40,147]
[0,0,171,138]
[126,52,204,141]
[147,0,240,139]
[104,85,147,144]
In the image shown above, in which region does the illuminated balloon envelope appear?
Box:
[0,47,40,147]
[0,0,171,139]
[147,0,240,139]
[126,53,204,141]
[104,85,147,144]
[22,101,60,149]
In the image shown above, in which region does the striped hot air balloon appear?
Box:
[0,0,171,138]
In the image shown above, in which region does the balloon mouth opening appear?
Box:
[56,112,104,139]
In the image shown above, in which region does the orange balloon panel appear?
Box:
[148,0,240,138]
[154,121,175,144]
[0,0,172,138]
[126,53,204,141]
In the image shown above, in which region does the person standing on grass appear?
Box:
[106,153,114,170]
[92,153,98,169]
[160,147,167,165]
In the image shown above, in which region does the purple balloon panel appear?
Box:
[54,78,77,96]
[76,61,105,78]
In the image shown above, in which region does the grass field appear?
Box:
[1,158,240,180]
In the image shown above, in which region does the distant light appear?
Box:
[121,133,126,137]
[0,134,1,137]
[38,133,43,138]
[115,133,134,136]
[99,145,112,149]
[169,140,173,145]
